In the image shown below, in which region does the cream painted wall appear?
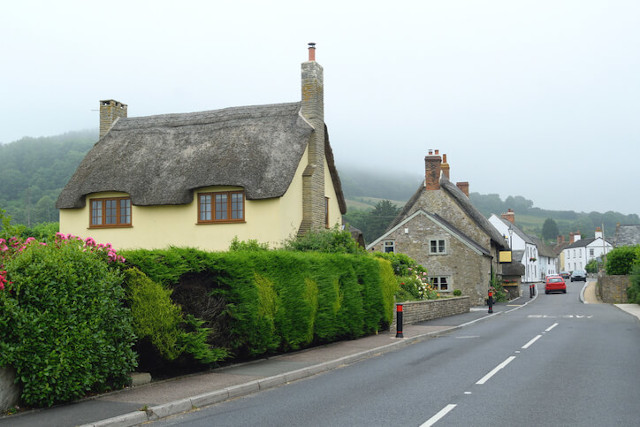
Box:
[58,146,345,251]
[324,159,343,228]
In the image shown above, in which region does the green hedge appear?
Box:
[605,246,639,275]
[0,241,137,407]
[121,248,397,358]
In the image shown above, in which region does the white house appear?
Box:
[488,209,540,283]
[563,228,613,271]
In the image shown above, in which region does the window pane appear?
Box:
[231,193,243,219]
[200,195,212,221]
[105,200,117,224]
[91,201,102,225]
[430,240,437,253]
[215,194,228,220]
[440,277,448,290]
[438,240,445,253]
[120,199,131,224]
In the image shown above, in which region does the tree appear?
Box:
[542,218,559,242]
[342,200,401,244]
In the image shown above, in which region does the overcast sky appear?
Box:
[2,0,639,215]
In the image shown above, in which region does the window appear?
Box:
[430,276,450,291]
[198,191,245,223]
[383,241,395,253]
[429,239,446,254]
[90,197,131,227]
[325,197,329,228]
[590,248,594,257]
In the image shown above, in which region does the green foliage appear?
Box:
[541,218,559,242]
[283,227,364,254]
[229,236,270,251]
[0,131,95,227]
[342,199,402,243]
[453,289,462,296]
[123,248,396,358]
[627,264,640,304]
[0,240,137,407]
[605,246,639,275]
[123,267,226,365]
[585,259,600,274]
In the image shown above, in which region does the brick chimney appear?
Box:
[441,153,450,179]
[456,182,469,197]
[299,43,326,234]
[557,235,565,245]
[501,208,515,224]
[424,149,442,190]
[99,99,127,138]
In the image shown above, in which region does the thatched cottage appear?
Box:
[56,44,346,251]
[367,150,507,305]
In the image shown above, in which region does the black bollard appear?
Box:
[529,284,533,298]
[396,303,404,338]
[488,290,494,314]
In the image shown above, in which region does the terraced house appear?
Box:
[56,45,346,250]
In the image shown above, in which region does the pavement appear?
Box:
[2,281,639,427]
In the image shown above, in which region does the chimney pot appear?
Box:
[424,151,442,190]
[308,42,316,61]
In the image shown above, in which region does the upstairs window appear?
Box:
[90,197,131,227]
[198,191,245,223]
[429,239,446,254]
[384,241,395,253]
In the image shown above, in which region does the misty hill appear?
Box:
[1,131,638,241]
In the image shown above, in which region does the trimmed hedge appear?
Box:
[121,248,397,358]
[605,246,638,275]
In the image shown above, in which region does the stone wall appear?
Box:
[390,296,470,330]
[0,366,20,411]
[597,273,629,303]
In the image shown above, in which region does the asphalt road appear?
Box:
[154,281,640,426]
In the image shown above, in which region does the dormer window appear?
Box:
[90,197,131,228]
[198,191,245,223]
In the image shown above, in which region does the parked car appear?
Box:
[559,271,570,280]
[570,269,587,282]
[545,275,567,294]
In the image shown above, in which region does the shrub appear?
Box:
[229,236,269,251]
[123,267,227,367]
[628,264,640,304]
[0,238,137,407]
[282,227,364,254]
[605,246,638,275]
[453,289,462,296]
[585,259,600,274]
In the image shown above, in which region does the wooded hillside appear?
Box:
[1,132,638,244]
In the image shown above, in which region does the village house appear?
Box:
[613,224,640,247]
[489,210,541,282]
[56,45,346,251]
[367,151,508,305]
[562,228,613,271]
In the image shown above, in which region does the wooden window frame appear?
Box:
[90,197,132,228]
[198,191,245,224]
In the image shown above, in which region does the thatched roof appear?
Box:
[57,102,346,212]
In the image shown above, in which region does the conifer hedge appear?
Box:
[121,248,397,358]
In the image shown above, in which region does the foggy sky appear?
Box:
[2,0,639,215]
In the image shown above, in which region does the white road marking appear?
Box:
[476,356,516,385]
[420,404,457,427]
[545,323,559,332]
[522,334,542,349]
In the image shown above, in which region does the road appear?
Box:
[155,281,640,426]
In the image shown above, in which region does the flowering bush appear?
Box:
[0,233,135,407]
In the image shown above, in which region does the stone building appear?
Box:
[367,150,507,305]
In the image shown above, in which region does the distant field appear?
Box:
[346,197,407,211]
[512,214,575,236]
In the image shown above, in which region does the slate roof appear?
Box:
[57,102,346,213]
[614,224,640,247]
[387,177,508,250]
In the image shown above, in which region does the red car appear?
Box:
[545,275,567,294]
